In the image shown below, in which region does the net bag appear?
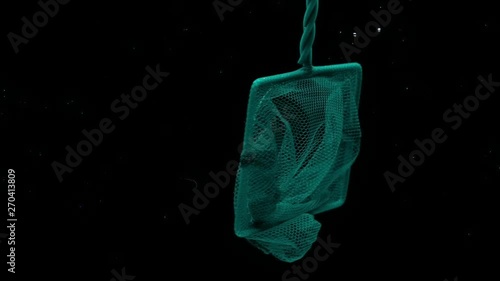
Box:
[233,0,362,263]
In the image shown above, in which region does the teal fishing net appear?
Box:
[234,0,362,262]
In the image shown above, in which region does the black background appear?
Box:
[0,0,499,280]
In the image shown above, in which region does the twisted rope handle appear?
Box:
[298,0,319,68]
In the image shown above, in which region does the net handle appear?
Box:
[298,0,319,69]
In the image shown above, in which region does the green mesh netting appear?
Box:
[234,0,362,263]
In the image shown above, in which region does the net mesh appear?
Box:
[233,0,362,263]
[234,64,362,262]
